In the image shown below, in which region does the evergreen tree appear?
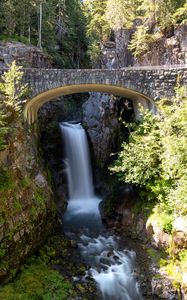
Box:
[83,0,110,65]
[106,0,142,29]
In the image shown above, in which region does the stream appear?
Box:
[60,122,143,300]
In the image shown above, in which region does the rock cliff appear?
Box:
[0,121,55,283]
[101,25,187,68]
[0,41,51,68]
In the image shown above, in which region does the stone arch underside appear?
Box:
[23,84,157,124]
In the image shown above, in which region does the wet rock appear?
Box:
[136,218,145,235]
[34,172,48,188]
[70,240,78,248]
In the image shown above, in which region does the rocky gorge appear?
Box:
[0,19,187,299]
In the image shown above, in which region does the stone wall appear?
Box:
[0,122,55,283]
[1,66,184,102]
[0,42,51,68]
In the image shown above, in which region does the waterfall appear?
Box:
[60,121,142,300]
[60,122,101,224]
[61,122,94,199]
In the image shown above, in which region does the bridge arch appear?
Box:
[23,83,157,124]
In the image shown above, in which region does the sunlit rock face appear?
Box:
[134,25,187,66]
[0,41,51,68]
[101,25,187,68]
[101,29,134,69]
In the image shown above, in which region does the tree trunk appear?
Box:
[38,2,42,49]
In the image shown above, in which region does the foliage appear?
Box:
[0,245,6,258]
[83,0,110,65]
[106,0,142,29]
[0,0,186,64]
[160,250,187,290]
[128,26,162,57]
[0,61,27,150]
[0,261,72,300]
[0,103,8,150]
[0,61,28,120]
[110,86,187,227]
[73,0,187,63]
[173,3,187,24]
[150,203,174,234]
[20,176,32,189]
[0,0,88,68]
[110,107,161,186]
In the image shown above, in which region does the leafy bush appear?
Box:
[173,3,187,24]
[110,86,187,223]
[0,61,28,119]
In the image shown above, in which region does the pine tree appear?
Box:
[84,0,110,65]
[106,0,142,29]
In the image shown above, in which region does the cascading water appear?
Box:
[60,122,142,300]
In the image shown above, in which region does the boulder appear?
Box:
[146,219,170,249]
[172,217,187,254]
[151,276,178,299]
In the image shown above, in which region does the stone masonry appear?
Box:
[4,65,187,101]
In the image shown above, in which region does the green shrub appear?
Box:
[110,86,187,233]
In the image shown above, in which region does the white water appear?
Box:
[60,122,142,300]
[61,122,94,199]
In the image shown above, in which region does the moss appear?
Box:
[33,189,46,208]
[0,167,14,191]
[20,176,32,189]
[132,197,155,218]
[0,214,5,225]
[29,206,38,221]
[0,262,72,300]
[0,246,6,258]
[6,230,14,241]
[13,198,22,211]
[46,168,53,186]
[147,247,167,265]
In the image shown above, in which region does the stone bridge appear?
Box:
[0,65,187,123]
